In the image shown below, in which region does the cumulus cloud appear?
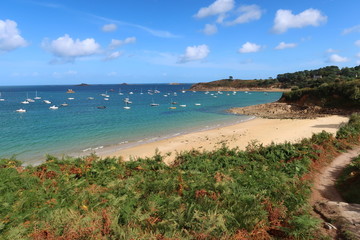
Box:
[102,23,117,32]
[105,51,122,61]
[272,8,327,34]
[202,24,218,35]
[238,42,261,53]
[178,44,210,63]
[108,37,136,49]
[42,34,100,61]
[223,4,262,26]
[275,42,297,50]
[0,19,27,52]
[343,25,360,35]
[195,0,234,18]
[328,54,349,63]
[355,40,360,47]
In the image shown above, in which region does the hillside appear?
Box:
[189,65,360,92]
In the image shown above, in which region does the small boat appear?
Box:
[124,102,131,109]
[34,91,41,100]
[26,98,35,102]
[66,89,75,93]
[169,107,176,109]
[67,97,75,100]
[129,92,133,95]
[49,105,58,110]
[61,103,68,107]
[43,100,51,104]
[87,97,94,100]
[195,103,201,106]
[21,100,30,104]
[104,98,109,101]
[123,98,132,104]
[101,91,110,98]
[150,103,159,106]
[179,104,186,107]
[0,92,5,101]
[97,106,106,109]
[16,108,26,112]
[118,88,124,95]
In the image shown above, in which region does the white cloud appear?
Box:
[195,0,234,18]
[202,24,218,35]
[102,23,117,32]
[275,42,297,50]
[108,37,136,49]
[238,42,261,53]
[42,34,100,61]
[343,25,360,35]
[326,48,337,53]
[223,4,262,26]
[179,44,210,63]
[105,51,122,60]
[0,19,27,52]
[272,8,327,34]
[328,54,349,63]
[355,40,360,47]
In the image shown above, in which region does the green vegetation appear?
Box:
[281,80,360,108]
[277,65,360,89]
[336,155,360,204]
[1,114,360,239]
[190,65,360,94]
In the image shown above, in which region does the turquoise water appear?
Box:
[0,84,282,164]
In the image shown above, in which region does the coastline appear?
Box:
[190,87,289,92]
[100,114,349,165]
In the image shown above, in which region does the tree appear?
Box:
[229,76,233,81]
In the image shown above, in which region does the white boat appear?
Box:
[0,92,5,101]
[21,100,30,104]
[43,100,51,104]
[34,91,41,100]
[123,102,131,109]
[195,103,201,106]
[87,97,94,100]
[104,98,109,101]
[26,98,35,102]
[16,108,26,112]
[67,97,74,100]
[123,98,132,104]
[179,104,186,107]
[101,91,110,98]
[49,105,58,110]
[118,88,124,95]
[61,103,68,107]
[129,92,133,95]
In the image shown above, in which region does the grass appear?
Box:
[1,114,360,239]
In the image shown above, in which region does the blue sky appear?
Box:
[0,0,360,85]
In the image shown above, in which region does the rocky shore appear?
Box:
[229,102,352,119]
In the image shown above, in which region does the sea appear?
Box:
[0,84,282,165]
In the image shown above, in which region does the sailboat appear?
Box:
[118,88,124,95]
[0,92,4,101]
[123,102,131,110]
[34,91,41,100]
[150,98,159,106]
[16,108,26,112]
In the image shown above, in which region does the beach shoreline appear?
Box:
[99,114,349,165]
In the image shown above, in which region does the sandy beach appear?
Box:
[100,115,349,164]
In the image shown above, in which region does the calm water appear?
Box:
[0,84,282,164]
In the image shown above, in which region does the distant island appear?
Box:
[76,83,90,86]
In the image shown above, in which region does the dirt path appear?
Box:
[312,146,360,239]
